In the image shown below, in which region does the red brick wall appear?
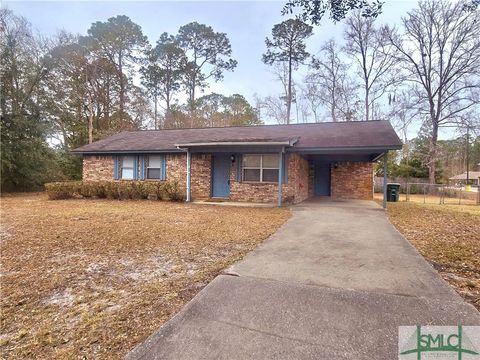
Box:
[83,155,114,181]
[308,162,315,198]
[331,162,373,200]
[166,154,211,199]
[82,153,312,204]
[166,154,186,184]
[229,153,310,204]
[290,154,310,203]
[191,155,211,199]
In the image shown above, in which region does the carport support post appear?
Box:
[186,148,192,202]
[383,151,388,209]
[278,148,284,207]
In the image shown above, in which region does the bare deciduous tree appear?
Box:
[345,10,398,121]
[300,83,323,122]
[255,95,288,124]
[386,0,480,183]
[307,39,360,121]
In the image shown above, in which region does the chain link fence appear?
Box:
[374,179,480,205]
[403,183,479,205]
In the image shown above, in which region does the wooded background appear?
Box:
[1,0,479,191]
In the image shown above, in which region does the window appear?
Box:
[120,156,135,180]
[146,155,162,179]
[242,154,279,183]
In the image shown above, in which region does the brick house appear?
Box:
[74,121,402,206]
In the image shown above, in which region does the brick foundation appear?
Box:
[331,162,373,200]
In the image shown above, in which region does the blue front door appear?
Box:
[314,163,331,196]
[212,155,230,198]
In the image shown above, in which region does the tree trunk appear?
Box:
[118,52,124,122]
[88,100,94,144]
[105,76,110,127]
[428,120,438,184]
[61,126,69,150]
[166,91,171,114]
[287,56,292,124]
[365,85,369,121]
[154,93,158,130]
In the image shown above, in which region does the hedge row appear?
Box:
[45,181,185,201]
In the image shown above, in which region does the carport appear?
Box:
[297,148,393,207]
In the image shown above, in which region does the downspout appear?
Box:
[278,147,284,207]
[186,148,192,202]
[383,151,388,209]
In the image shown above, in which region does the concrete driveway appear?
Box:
[127,199,480,360]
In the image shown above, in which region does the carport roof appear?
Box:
[73,120,402,154]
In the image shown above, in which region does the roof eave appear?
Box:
[174,140,296,148]
[72,149,185,155]
[289,145,403,154]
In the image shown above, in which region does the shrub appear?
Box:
[45,181,82,200]
[80,181,106,198]
[162,181,184,201]
[45,180,184,202]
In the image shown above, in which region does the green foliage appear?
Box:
[394,158,429,179]
[194,93,261,127]
[282,0,383,24]
[0,9,64,192]
[45,180,185,201]
[85,15,148,65]
[82,15,149,123]
[140,32,187,129]
[54,150,83,181]
[262,19,313,66]
[262,19,313,123]
[176,22,237,109]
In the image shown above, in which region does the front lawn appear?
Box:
[0,194,290,359]
[384,201,480,310]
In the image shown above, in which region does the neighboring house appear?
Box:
[449,171,480,186]
[73,120,402,205]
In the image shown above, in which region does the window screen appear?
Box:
[242,154,280,183]
[146,155,162,179]
[120,156,135,180]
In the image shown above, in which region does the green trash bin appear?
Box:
[386,183,401,202]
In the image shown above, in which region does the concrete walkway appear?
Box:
[127,199,479,360]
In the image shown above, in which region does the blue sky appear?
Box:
[5,0,453,138]
[4,0,417,100]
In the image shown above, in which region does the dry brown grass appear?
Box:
[384,201,480,310]
[0,193,290,359]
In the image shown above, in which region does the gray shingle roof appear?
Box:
[73,120,402,153]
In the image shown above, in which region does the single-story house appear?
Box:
[73,120,402,206]
[449,171,480,186]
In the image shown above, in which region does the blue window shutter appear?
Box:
[133,156,138,180]
[114,156,120,180]
[139,155,145,180]
[283,154,288,183]
[161,155,166,180]
[236,154,242,182]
